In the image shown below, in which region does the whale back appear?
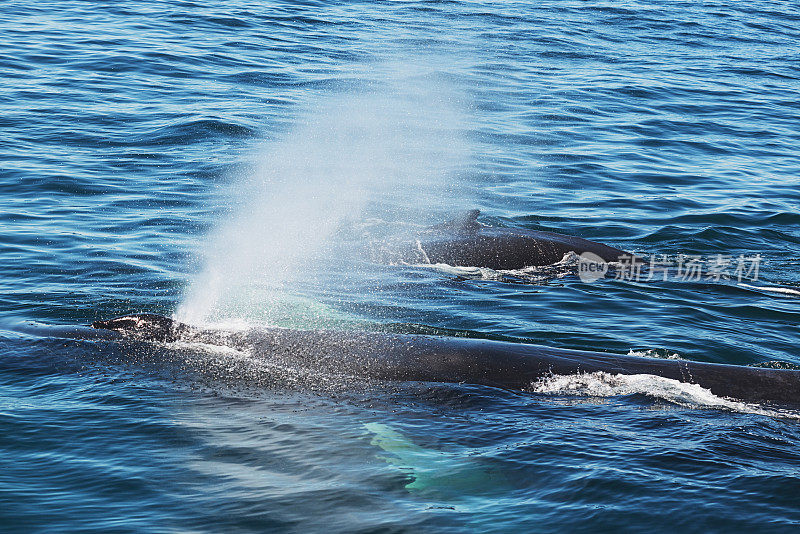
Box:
[92,313,184,342]
[428,209,481,235]
[411,211,635,268]
[89,313,800,405]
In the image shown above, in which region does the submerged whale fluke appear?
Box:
[92,313,800,406]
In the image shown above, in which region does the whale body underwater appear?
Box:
[90,314,800,406]
[370,210,636,269]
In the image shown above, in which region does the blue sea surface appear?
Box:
[2,0,800,531]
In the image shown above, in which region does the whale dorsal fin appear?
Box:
[431,209,481,234]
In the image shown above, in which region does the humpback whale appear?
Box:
[371,210,636,269]
[92,314,800,405]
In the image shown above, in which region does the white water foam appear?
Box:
[532,371,800,419]
[738,283,800,297]
[406,252,587,283]
[626,348,683,360]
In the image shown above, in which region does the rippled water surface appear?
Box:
[2,0,800,531]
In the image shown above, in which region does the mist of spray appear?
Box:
[177,65,470,325]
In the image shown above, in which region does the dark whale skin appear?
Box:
[372,210,636,269]
[401,226,632,269]
[91,314,800,406]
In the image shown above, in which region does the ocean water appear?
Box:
[2,0,800,531]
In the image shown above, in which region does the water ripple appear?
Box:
[2,0,800,531]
